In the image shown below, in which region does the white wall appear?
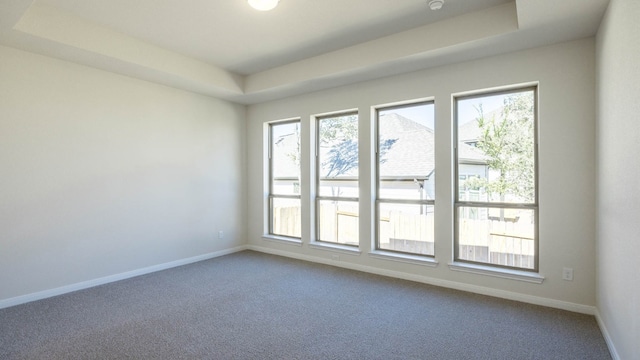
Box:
[596,0,640,358]
[0,45,246,303]
[247,38,597,310]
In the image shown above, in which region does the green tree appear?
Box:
[470,92,535,203]
[319,115,359,178]
[320,115,396,178]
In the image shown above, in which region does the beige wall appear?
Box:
[2,10,635,355]
[0,45,246,303]
[596,0,640,358]
[247,38,597,310]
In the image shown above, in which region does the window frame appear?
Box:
[374,101,436,257]
[267,119,302,239]
[315,111,360,247]
[453,86,539,272]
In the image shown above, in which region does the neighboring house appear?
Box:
[377,113,487,200]
[457,111,492,187]
[271,110,533,268]
[272,113,490,198]
[378,113,436,200]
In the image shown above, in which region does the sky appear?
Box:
[384,103,435,129]
[387,94,506,129]
[456,93,507,126]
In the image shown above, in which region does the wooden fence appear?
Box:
[273,204,534,268]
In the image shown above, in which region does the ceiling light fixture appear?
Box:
[428,0,444,10]
[248,0,279,11]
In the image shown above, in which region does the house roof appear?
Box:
[458,143,490,164]
[380,113,488,176]
[273,112,487,180]
[378,113,435,179]
[457,107,502,163]
[458,106,503,143]
[459,119,483,144]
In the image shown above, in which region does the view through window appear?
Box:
[269,120,301,238]
[316,112,359,246]
[455,88,538,270]
[376,102,435,256]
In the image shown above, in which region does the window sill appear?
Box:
[448,262,545,284]
[262,235,302,246]
[309,241,362,255]
[369,251,438,267]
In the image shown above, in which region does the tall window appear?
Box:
[316,112,359,246]
[268,120,301,238]
[376,102,435,256]
[454,87,538,271]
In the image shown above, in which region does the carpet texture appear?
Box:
[0,251,611,359]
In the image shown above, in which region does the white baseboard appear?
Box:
[247,245,596,315]
[594,308,621,360]
[0,245,247,310]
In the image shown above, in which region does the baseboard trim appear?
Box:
[594,308,621,360]
[247,245,596,315]
[0,245,248,310]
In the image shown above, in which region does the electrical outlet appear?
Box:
[562,267,573,281]
[218,230,224,239]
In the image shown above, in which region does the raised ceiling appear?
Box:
[38,0,515,75]
[0,0,609,104]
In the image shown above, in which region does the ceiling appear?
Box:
[0,0,609,104]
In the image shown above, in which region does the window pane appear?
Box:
[269,121,301,239]
[457,91,535,204]
[318,114,358,198]
[318,179,358,198]
[318,200,359,246]
[378,203,434,256]
[271,197,301,238]
[271,122,300,196]
[378,103,435,200]
[457,206,535,269]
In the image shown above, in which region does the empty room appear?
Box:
[0,0,638,359]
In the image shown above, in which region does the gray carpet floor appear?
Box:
[0,250,611,359]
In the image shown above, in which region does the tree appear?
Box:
[468,92,535,204]
[322,138,397,178]
[286,122,301,185]
[320,115,397,177]
[318,114,397,196]
[319,115,359,178]
[279,114,398,197]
